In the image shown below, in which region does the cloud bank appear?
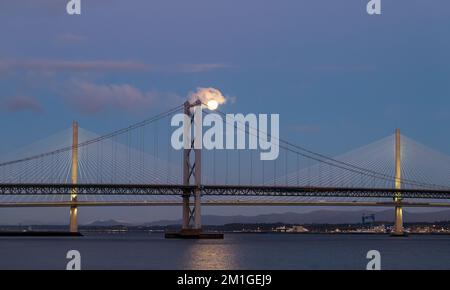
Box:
[0,59,151,73]
[69,81,158,114]
[0,59,233,74]
[2,96,43,113]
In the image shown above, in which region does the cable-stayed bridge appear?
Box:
[1,102,450,236]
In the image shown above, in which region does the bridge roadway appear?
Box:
[1,183,450,199]
[1,200,450,208]
[1,183,450,208]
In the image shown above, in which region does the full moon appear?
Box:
[206,99,219,110]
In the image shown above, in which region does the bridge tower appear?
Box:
[392,128,405,236]
[181,101,202,233]
[69,121,78,233]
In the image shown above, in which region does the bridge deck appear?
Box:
[1,200,450,208]
[1,184,450,199]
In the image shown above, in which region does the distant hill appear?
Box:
[16,210,450,227]
[84,219,132,227]
[146,209,450,226]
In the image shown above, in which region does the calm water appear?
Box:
[1,233,450,270]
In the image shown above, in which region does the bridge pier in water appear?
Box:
[166,101,222,239]
[392,128,406,236]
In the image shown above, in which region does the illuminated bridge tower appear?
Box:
[69,121,79,233]
[392,128,405,236]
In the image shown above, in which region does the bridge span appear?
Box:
[2,184,450,199]
[1,200,450,208]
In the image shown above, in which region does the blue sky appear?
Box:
[0,1,449,224]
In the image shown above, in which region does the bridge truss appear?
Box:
[1,183,450,199]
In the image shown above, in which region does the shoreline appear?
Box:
[2,230,450,236]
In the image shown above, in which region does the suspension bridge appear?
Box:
[1,101,450,237]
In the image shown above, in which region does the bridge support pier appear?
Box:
[69,121,79,234]
[392,129,406,236]
[166,101,222,239]
[181,101,202,233]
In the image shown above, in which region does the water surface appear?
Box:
[0,233,449,270]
